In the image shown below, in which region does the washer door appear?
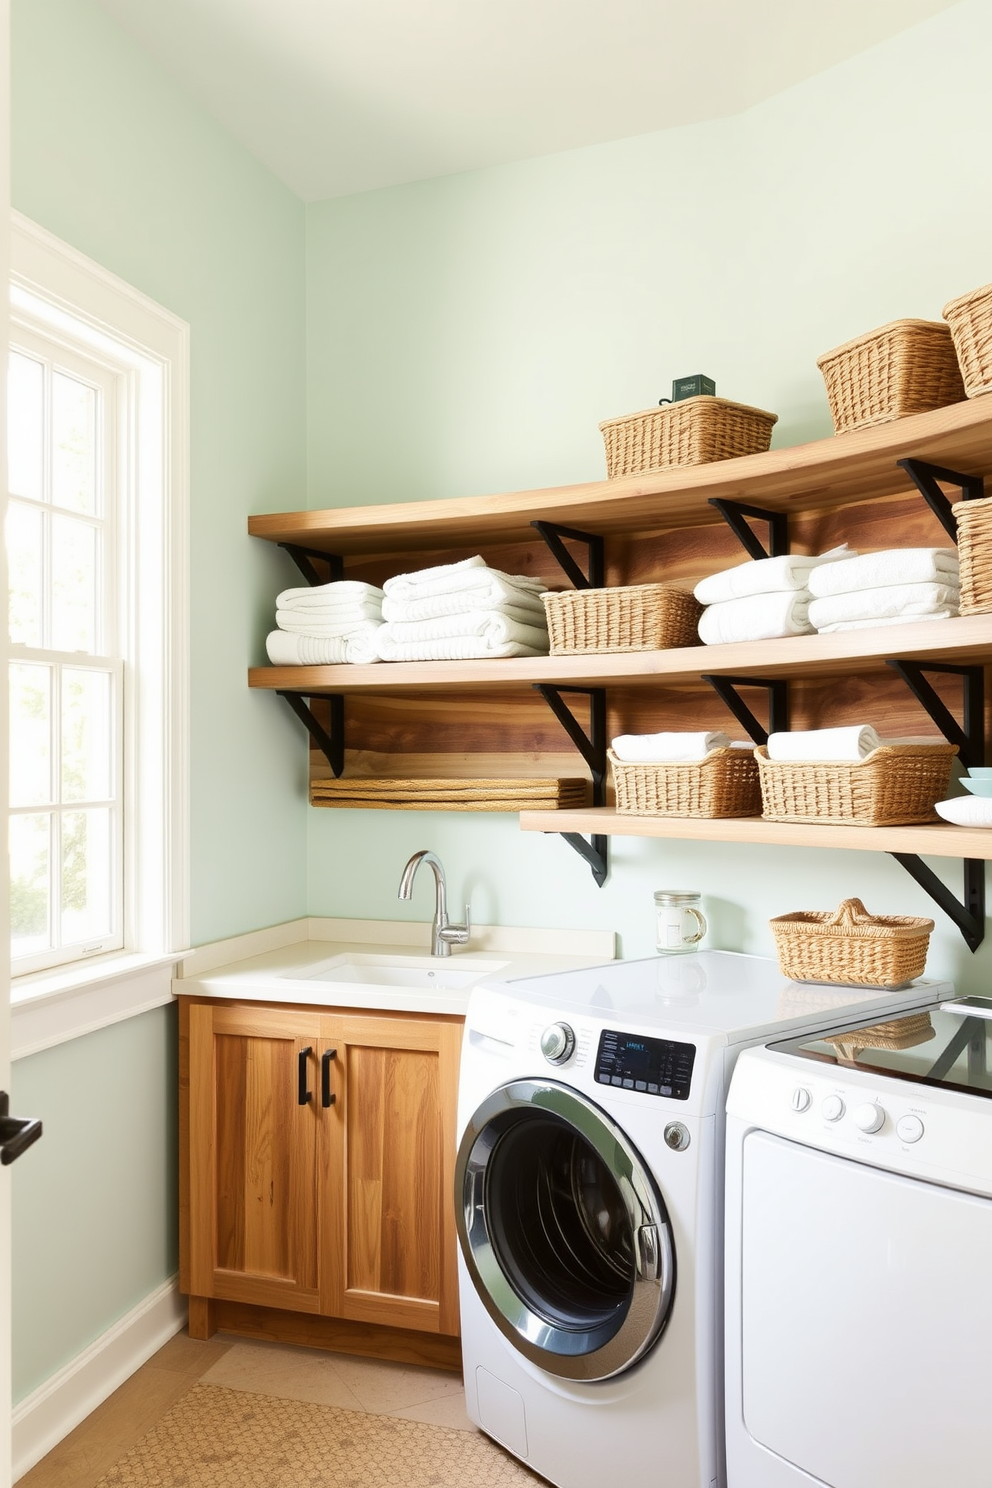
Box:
[455,1079,675,1381]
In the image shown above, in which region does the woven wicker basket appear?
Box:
[609,746,761,818]
[599,397,777,478]
[942,282,992,397]
[755,742,956,827]
[956,494,992,614]
[816,320,965,434]
[543,584,702,655]
[770,898,934,988]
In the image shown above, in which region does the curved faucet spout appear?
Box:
[397,850,469,958]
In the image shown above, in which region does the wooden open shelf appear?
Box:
[518,809,992,860]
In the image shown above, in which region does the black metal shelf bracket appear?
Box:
[278,542,345,587]
[897,459,985,543]
[277,691,345,777]
[707,500,790,560]
[533,683,608,886]
[531,521,605,590]
[889,853,985,952]
[886,659,985,770]
[702,674,790,745]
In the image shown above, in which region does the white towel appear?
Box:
[382,589,548,625]
[693,546,853,605]
[815,612,959,632]
[265,629,382,666]
[809,582,960,631]
[276,580,384,611]
[807,548,959,598]
[382,609,548,651]
[611,731,734,762]
[275,610,385,638]
[766,725,880,762]
[383,556,547,607]
[375,632,547,662]
[698,591,814,645]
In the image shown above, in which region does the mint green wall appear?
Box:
[305,0,992,994]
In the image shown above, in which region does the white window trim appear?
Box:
[9,211,190,1037]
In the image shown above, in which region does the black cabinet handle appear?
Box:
[298,1047,312,1105]
[0,1092,42,1166]
[321,1048,337,1108]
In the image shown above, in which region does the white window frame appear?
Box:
[9,212,190,1024]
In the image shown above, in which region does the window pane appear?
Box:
[8,351,43,501]
[61,807,113,943]
[52,370,97,515]
[10,813,51,957]
[62,668,113,803]
[51,513,98,653]
[6,500,44,646]
[9,662,52,807]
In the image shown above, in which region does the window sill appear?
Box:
[11,949,191,1060]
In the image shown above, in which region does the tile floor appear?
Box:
[19,1330,474,1488]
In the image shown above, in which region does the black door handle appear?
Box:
[0,1092,42,1166]
[321,1049,337,1108]
[298,1047,312,1105]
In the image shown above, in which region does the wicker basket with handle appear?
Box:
[816,320,965,434]
[599,397,777,478]
[942,282,992,398]
[755,742,956,827]
[609,746,761,818]
[955,494,992,614]
[770,898,934,987]
[542,583,702,655]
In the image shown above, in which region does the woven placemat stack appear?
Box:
[310,776,590,811]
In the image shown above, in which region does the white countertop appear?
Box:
[173,916,617,1016]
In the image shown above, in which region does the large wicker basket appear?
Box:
[942,282,992,397]
[956,494,992,614]
[543,584,702,655]
[755,742,956,827]
[770,898,934,988]
[609,746,761,818]
[816,320,965,433]
[599,397,777,478]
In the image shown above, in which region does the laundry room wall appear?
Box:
[303,0,992,992]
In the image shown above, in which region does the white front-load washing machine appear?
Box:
[455,951,951,1488]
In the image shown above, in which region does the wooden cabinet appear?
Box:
[180,997,463,1359]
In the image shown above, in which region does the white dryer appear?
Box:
[725,995,992,1488]
[455,951,950,1488]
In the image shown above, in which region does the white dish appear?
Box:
[935,795,992,827]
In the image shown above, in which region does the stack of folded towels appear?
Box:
[694,547,853,645]
[375,555,550,661]
[265,581,384,665]
[806,548,960,632]
[611,730,751,761]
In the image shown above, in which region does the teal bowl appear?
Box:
[966,767,992,778]
[962,777,992,796]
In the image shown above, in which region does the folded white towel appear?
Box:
[344,627,382,665]
[382,588,548,625]
[383,556,547,606]
[809,581,960,631]
[611,731,736,762]
[375,632,547,662]
[275,610,385,638]
[693,546,853,605]
[276,580,384,611]
[935,796,992,827]
[265,629,382,666]
[807,548,958,598]
[698,591,814,645]
[766,725,880,762]
[815,611,959,632]
[382,609,548,651]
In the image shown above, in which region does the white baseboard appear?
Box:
[12,1276,187,1482]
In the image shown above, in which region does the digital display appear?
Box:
[595,1029,695,1100]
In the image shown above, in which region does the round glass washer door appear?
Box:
[455,1079,676,1381]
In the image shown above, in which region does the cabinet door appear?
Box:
[319,1013,462,1335]
[188,1002,322,1313]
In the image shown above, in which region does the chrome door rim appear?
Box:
[456,1078,675,1381]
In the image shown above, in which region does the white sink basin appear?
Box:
[294,952,510,993]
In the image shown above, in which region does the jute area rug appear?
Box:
[94,1381,542,1487]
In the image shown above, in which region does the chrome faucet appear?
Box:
[397,850,470,957]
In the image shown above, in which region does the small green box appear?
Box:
[671,374,716,402]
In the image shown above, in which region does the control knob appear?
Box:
[821,1095,845,1122]
[540,1022,576,1065]
[853,1102,885,1134]
[791,1087,811,1112]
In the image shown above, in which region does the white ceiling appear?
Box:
[94,0,961,202]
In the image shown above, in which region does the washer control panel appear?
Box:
[595,1030,695,1099]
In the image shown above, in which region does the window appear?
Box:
[8,213,189,990]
